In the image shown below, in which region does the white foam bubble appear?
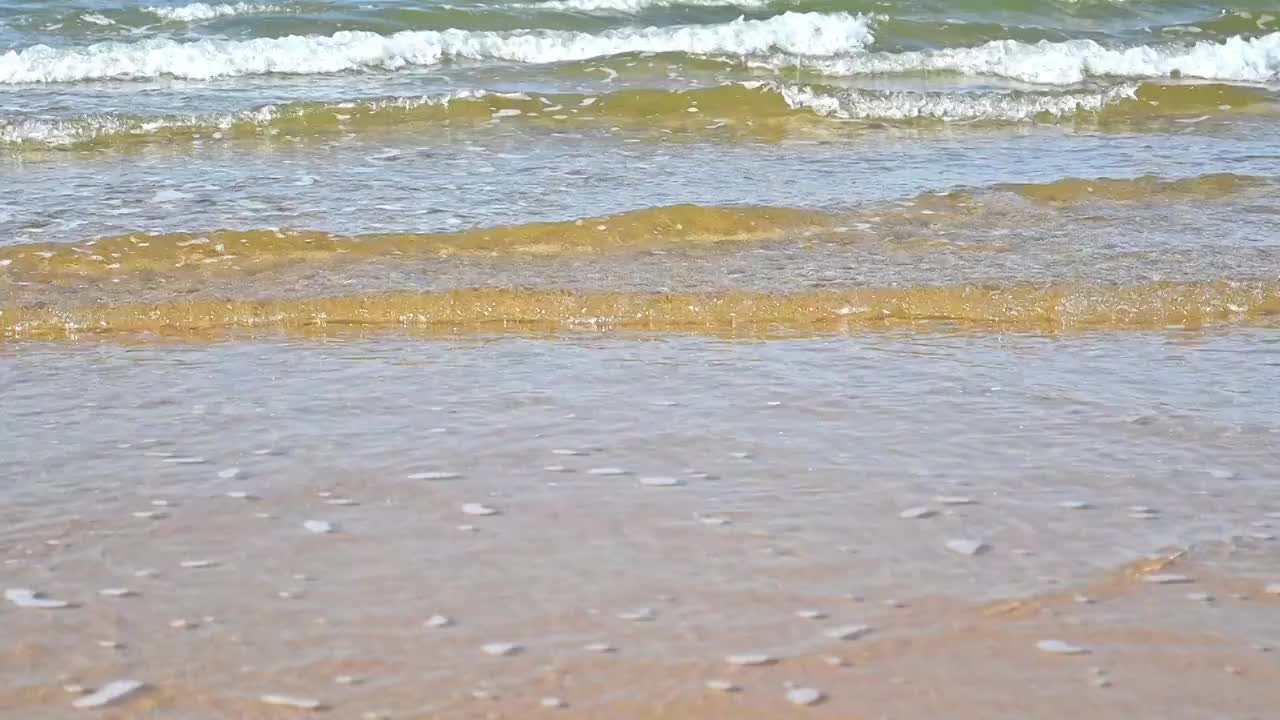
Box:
[0,12,873,84]
[758,32,1280,84]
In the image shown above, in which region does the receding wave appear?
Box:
[4,81,1268,149]
[0,205,830,277]
[0,11,872,84]
[757,31,1280,84]
[4,282,1278,340]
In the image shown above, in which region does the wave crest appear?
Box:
[0,11,873,84]
[144,3,289,22]
[5,81,1268,148]
[758,32,1280,84]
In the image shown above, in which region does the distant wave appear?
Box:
[0,11,873,84]
[144,3,291,22]
[520,0,770,12]
[754,32,1280,84]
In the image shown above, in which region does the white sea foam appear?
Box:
[0,11,872,84]
[0,91,487,145]
[756,32,1280,84]
[524,0,769,13]
[81,13,118,26]
[145,3,288,22]
[771,82,1140,121]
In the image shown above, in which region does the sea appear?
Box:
[2,1,1279,717]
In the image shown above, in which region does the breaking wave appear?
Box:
[0,11,872,84]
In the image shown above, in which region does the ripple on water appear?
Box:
[616,608,657,621]
[408,471,460,481]
[823,624,873,641]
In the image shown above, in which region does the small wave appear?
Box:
[0,11,872,84]
[144,3,291,23]
[756,32,1280,84]
[4,81,1268,148]
[5,282,1278,340]
[995,173,1268,203]
[0,204,830,275]
[772,82,1138,121]
[0,174,1267,275]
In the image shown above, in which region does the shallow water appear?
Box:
[2,0,1279,716]
[4,333,1280,717]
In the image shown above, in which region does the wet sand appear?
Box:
[3,333,1279,719]
[4,491,1279,719]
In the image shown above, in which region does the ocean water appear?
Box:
[1,1,1279,718]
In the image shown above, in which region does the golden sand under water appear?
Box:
[994,173,1267,204]
[1,174,1269,282]
[4,282,1278,340]
[0,205,830,277]
[2,173,1278,341]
